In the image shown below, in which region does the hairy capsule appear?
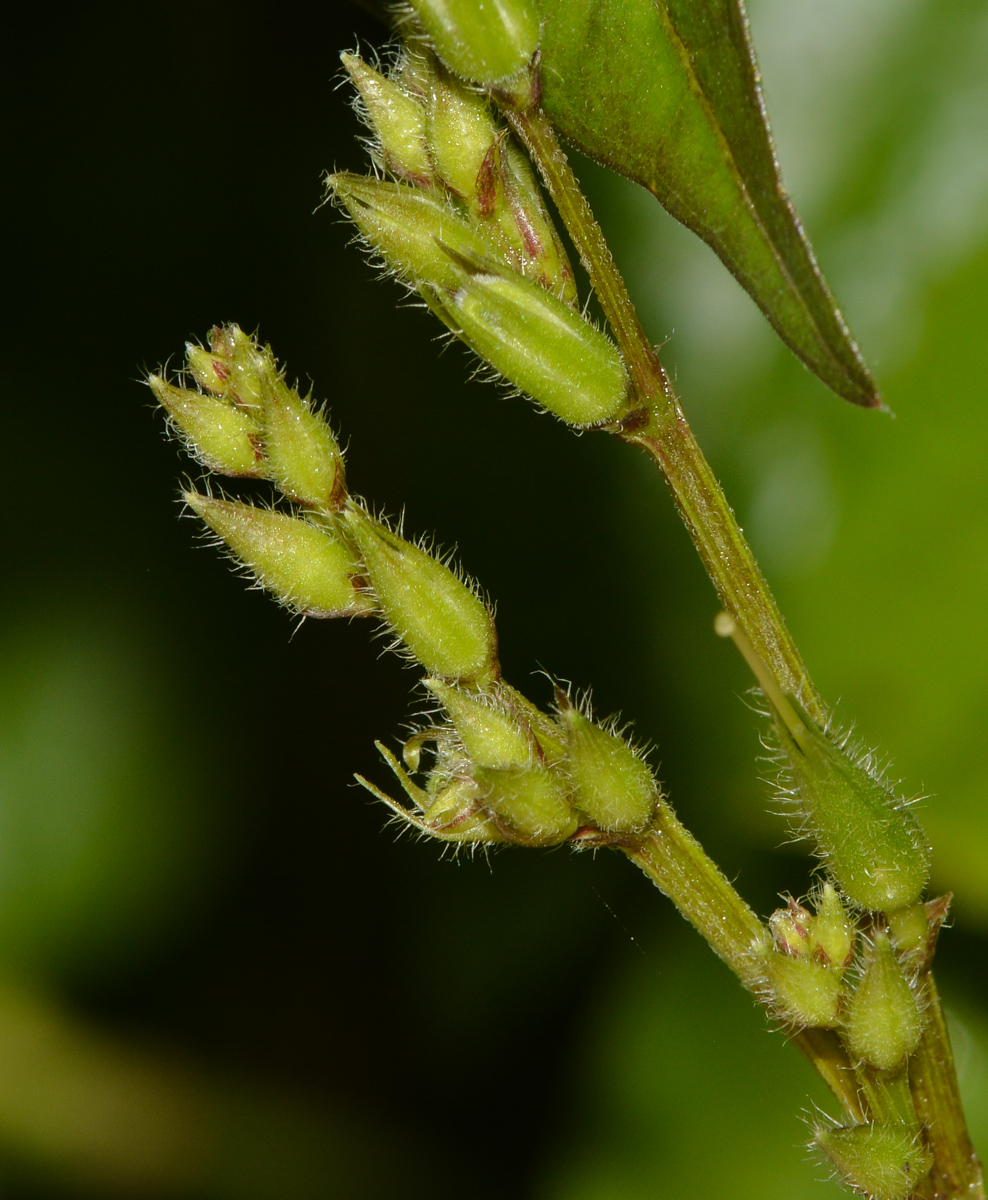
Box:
[341,54,432,183]
[405,0,540,85]
[149,376,262,477]
[816,1122,932,1200]
[842,931,923,1071]
[474,763,578,845]
[447,264,631,426]
[184,493,370,618]
[765,952,843,1028]
[425,66,498,201]
[560,706,657,833]
[425,679,533,767]
[780,719,931,913]
[258,380,344,512]
[344,505,499,685]
[327,173,493,291]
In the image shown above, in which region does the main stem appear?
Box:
[502,88,983,1199]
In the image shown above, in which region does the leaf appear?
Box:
[535,0,881,408]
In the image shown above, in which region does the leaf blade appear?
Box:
[535,0,881,408]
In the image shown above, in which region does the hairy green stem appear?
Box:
[625,811,864,1119]
[502,99,823,723]
[501,84,983,1198]
[910,975,986,1199]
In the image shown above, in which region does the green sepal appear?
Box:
[406,0,540,85]
[149,375,263,477]
[446,262,631,426]
[344,504,499,685]
[816,1122,932,1200]
[812,882,856,968]
[560,706,656,833]
[842,931,923,1072]
[425,66,497,201]
[184,492,371,618]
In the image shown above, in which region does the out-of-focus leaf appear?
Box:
[535,0,880,409]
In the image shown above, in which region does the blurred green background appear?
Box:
[4,0,987,1195]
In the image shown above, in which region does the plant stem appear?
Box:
[910,975,986,1199]
[502,85,985,1198]
[624,809,864,1119]
[502,100,823,723]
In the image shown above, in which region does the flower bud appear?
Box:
[342,53,432,184]
[474,764,578,845]
[185,492,371,618]
[765,952,843,1028]
[424,679,533,767]
[406,0,540,85]
[149,375,263,477]
[446,263,632,426]
[780,719,931,913]
[559,707,656,833]
[199,324,267,407]
[811,882,856,968]
[768,898,813,958]
[486,142,578,306]
[842,931,923,1071]
[420,779,505,843]
[258,378,345,512]
[815,1122,931,1200]
[327,174,493,291]
[425,68,497,201]
[344,505,499,685]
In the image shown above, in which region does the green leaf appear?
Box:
[535,0,881,408]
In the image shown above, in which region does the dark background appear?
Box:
[4,1,987,1196]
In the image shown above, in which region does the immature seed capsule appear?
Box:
[184,493,370,618]
[816,1122,932,1200]
[149,376,262,477]
[448,266,632,426]
[327,174,493,291]
[258,379,345,512]
[811,882,856,968]
[425,679,533,767]
[765,952,843,1028]
[425,67,498,202]
[406,0,540,85]
[781,720,931,913]
[474,764,578,845]
[842,931,923,1071]
[341,54,432,184]
[344,504,499,685]
[560,707,657,833]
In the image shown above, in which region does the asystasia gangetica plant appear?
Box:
[148,1,983,1197]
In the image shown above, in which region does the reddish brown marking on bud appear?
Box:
[475,144,499,217]
[247,432,265,461]
[211,358,231,383]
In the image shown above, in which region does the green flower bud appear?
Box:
[487,142,578,307]
[342,53,432,184]
[344,505,499,685]
[421,778,505,843]
[842,931,923,1071]
[768,899,813,958]
[425,68,497,201]
[474,764,578,846]
[560,707,656,833]
[446,263,632,426]
[780,719,931,913]
[200,324,267,407]
[327,173,493,291]
[258,378,345,512]
[149,375,262,477]
[815,1122,932,1200]
[406,0,540,85]
[185,492,371,618]
[812,882,856,968]
[765,952,843,1028]
[425,679,533,767]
